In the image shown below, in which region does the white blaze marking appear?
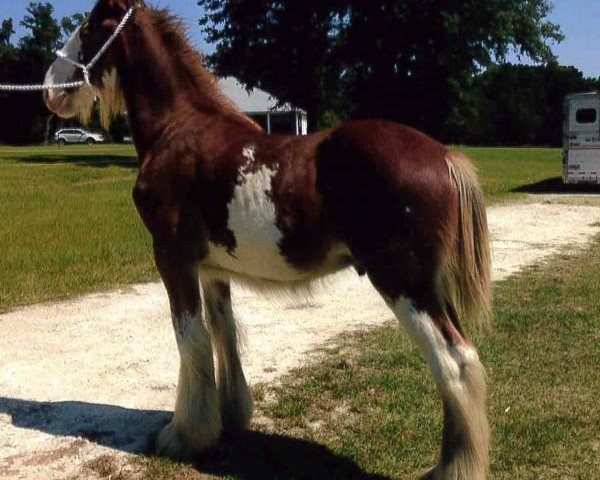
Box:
[45,27,82,91]
[44,26,97,122]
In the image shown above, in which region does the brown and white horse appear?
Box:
[44,1,492,478]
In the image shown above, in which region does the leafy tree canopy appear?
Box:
[199,0,564,138]
[466,64,600,146]
[19,2,62,55]
[0,3,93,144]
[0,19,14,46]
[61,13,88,39]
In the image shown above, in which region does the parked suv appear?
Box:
[55,128,105,146]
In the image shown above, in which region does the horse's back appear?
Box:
[317,119,457,234]
[318,119,451,190]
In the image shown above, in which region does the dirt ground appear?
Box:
[1,198,600,479]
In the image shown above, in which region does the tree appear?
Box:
[19,2,62,55]
[0,3,63,144]
[0,19,14,46]
[199,0,349,129]
[199,0,563,138]
[61,13,88,39]
[0,19,16,75]
[464,64,600,146]
[0,3,91,144]
[0,20,18,139]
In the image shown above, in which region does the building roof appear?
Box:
[217,76,306,115]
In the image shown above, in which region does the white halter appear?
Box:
[0,6,135,92]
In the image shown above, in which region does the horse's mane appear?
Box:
[82,8,260,131]
[148,10,250,119]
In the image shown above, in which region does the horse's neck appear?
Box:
[116,14,245,157]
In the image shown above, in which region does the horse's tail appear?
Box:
[440,151,492,331]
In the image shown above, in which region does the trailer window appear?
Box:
[576,108,597,124]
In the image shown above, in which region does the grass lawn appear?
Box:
[0,144,154,311]
[460,146,563,201]
[92,235,598,480]
[0,144,563,311]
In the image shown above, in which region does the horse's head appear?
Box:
[44,0,144,127]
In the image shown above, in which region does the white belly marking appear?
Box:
[206,145,305,281]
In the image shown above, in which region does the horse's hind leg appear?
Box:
[153,243,221,460]
[385,292,489,480]
[201,277,253,433]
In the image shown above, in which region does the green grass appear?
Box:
[459,146,563,201]
[0,144,563,311]
[0,144,155,311]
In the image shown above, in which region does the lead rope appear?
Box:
[0,6,135,92]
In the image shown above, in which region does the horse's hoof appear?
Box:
[418,468,435,480]
[419,465,486,480]
[221,391,254,435]
[156,421,219,462]
[419,468,435,480]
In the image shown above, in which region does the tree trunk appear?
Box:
[44,114,54,145]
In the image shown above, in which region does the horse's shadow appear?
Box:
[16,154,138,169]
[0,396,389,480]
[0,396,168,453]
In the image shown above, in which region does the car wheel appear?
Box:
[86,138,95,146]
[57,139,66,147]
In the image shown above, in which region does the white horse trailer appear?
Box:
[563,92,600,184]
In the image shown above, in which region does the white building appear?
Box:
[218,76,308,136]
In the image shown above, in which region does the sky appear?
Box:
[0,0,213,53]
[0,0,599,78]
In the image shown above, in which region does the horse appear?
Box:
[43,1,492,478]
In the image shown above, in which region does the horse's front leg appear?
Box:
[201,277,253,434]
[154,242,221,460]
